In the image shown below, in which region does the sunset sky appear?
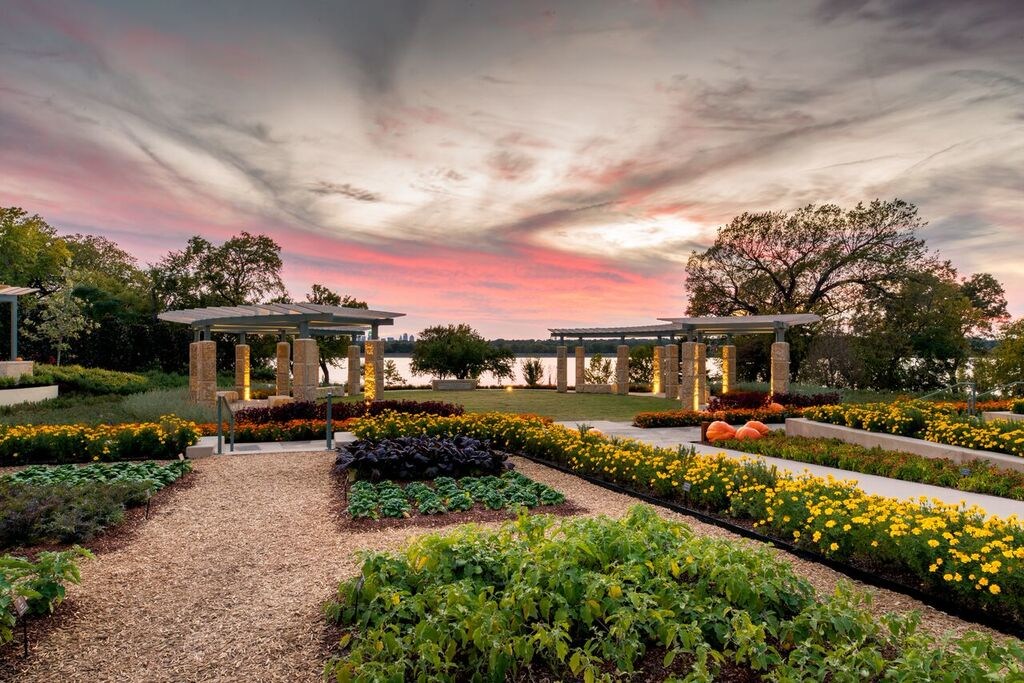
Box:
[1,0,1022,338]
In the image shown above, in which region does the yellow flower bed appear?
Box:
[0,416,200,465]
[354,411,1024,619]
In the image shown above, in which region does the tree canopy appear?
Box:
[307,283,367,384]
[411,324,514,380]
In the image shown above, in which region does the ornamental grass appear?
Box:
[354,411,1024,621]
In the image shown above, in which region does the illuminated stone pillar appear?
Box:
[292,338,319,402]
[556,346,567,393]
[192,340,217,406]
[679,342,697,410]
[652,346,663,395]
[695,343,708,410]
[614,344,629,395]
[771,342,790,396]
[347,345,361,396]
[275,341,290,396]
[364,340,384,401]
[234,344,250,401]
[721,344,737,395]
[575,346,586,390]
[662,344,678,401]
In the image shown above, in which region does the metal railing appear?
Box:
[216,395,235,454]
[919,381,977,415]
[977,380,1024,401]
[325,391,334,450]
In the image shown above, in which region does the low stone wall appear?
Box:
[0,384,58,407]
[576,384,613,394]
[0,360,34,379]
[982,411,1024,424]
[432,379,478,391]
[786,417,1024,473]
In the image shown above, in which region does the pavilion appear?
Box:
[158,303,405,404]
[0,285,38,379]
[549,313,820,409]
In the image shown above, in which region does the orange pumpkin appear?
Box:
[768,402,785,412]
[705,420,736,442]
[735,425,763,441]
[744,420,771,436]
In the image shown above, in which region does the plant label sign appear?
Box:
[682,482,692,493]
[12,594,28,617]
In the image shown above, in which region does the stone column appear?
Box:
[556,346,567,393]
[695,343,708,410]
[346,344,361,396]
[614,344,629,395]
[364,339,385,401]
[652,346,663,395]
[770,342,790,396]
[663,344,678,402]
[292,338,320,402]
[234,344,251,401]
[275,341,290,396]
[191,340,217,406]
[574,346,586,390]
[721,344,737,394]
[679,342,697,410]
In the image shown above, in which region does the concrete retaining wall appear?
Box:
[0,384,58,407]
[786,417,1024,473]
[982,411,1024,424]
[431,379,478,391]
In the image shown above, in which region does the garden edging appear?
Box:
[0,384,58,406]
[786,417,1024,473]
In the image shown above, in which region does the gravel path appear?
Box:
[4,452,1011,682]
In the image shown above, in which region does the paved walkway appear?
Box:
[556,420,1024,519]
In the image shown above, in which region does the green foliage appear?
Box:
[583,353,613,384]
[1014,399,1024,415]
[628,344,653,386]
[325,508,1024,681]
[0,461,191,549]
[383,360,405,387]
[0,207,71,292]
[345,471,564,520]
[721,433,1024,501]
[25,273,97,366]
[32,364,152,395]
[1,547,91,645]
[307,283,365,384]
[411,324,515,380]
[520,358,545,387]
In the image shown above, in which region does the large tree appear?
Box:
[0,207,71,292]
[411,324,514,380]
[685,199,936,320]
[151,232,287,309]
[306,283,367,384]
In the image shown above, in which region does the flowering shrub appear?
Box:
[354,411,1024,620]
[0,416,200,465]
[325,508,1024,681]
[708,390,839,411]
[805,401,1024,458]
[233,399,463,425]
[633,406,799,428]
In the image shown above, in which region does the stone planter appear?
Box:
[0,385,58,407]
[576,384,613,394]
[431,379,478,391]
[0,360,34,379]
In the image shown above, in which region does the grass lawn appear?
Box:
[343,389,682,422]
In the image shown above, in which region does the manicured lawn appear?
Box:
[344,389,682,421]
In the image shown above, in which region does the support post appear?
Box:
[10,297,17,360]
[275,341,291,396]
[614,344,629,395]
[292,338,320,402]
[234,343,250,401]
[346,344,361,396]
[721,344,737,394]
[679,342,697,410]
[695,342,708,409]
[364,339,384,401]
[662,344,678,402]
[556,346,567,393]
[770,342,790,396]
[652,346,663,395]
[574,346,586,391]
[191,340,217,406]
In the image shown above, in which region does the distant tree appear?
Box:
[628,345,654,386]
[26,271,95,365]
[306,283,367,384]
[411,324,514,380]
[151,232,287,310]
[960,272,1009,337]
[584,353,613,384]
[976,319,1024,391]
[383,359,405,387]
[0,207,71,292]
[521,358,545,387]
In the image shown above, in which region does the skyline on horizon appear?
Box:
[2,0,1022,338]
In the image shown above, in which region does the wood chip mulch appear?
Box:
[1,453,1015,683]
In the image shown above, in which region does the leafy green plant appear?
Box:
[1,546,91,645]
[520,358,545,387]
[325,508,1024,681]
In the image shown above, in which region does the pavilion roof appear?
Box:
[158,303,404,335]
[0,285,39,299]
[550,313,820,339]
